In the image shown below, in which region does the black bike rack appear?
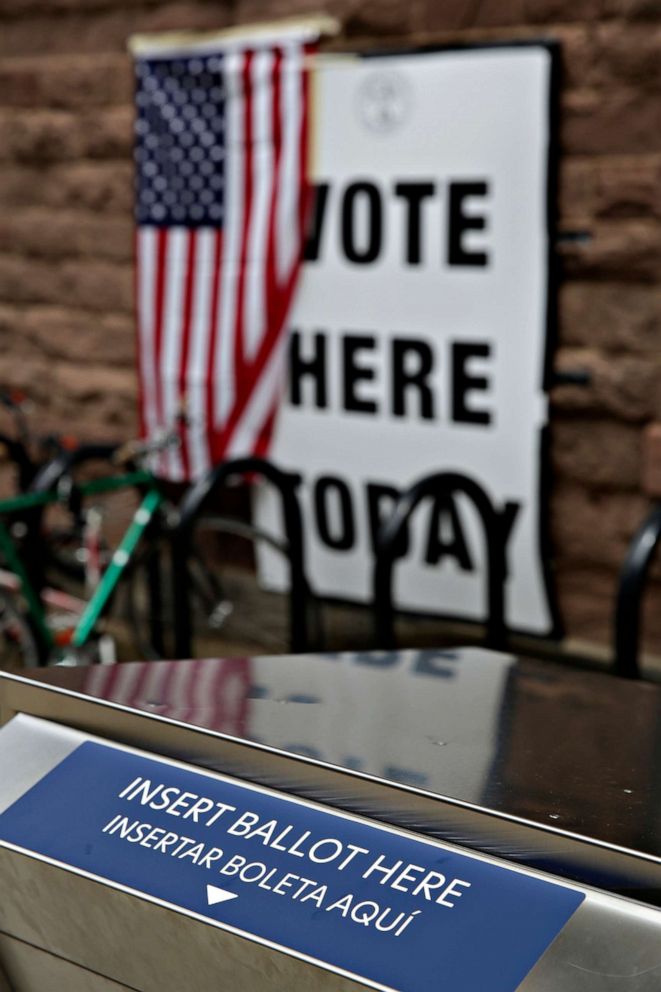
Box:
[614,504,661,679]
[171,456,310,658]
[373,471,511,650]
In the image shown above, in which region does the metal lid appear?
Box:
[2,648,660,898]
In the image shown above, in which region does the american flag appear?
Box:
[83,657,251,734]
[133,32,315,480]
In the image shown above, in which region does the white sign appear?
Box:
[257,44,557,636]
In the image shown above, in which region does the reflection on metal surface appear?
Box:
[1,648,660,895]
[79,649,512,801]
[0,715,660,992]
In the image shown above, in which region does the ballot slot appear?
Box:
[2,653,661,991]
[0,712,660,992]
[2,652,661,897]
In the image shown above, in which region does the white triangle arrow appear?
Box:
[206,884,238,906]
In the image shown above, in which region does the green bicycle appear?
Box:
[0,436,177,668]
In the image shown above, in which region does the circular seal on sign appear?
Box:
[356,70,411,134]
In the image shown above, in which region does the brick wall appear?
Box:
[1,0,660,658]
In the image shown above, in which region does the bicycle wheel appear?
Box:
[0,591,43,670]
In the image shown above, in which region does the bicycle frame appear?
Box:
[0,470,164,660]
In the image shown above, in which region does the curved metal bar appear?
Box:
[29,443,120,494]
[172,456,309,657]
[373,471,509,650]
[614,504,661,679]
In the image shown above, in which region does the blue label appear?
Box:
[0,743,582,992]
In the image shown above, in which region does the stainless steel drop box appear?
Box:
[0,648,660,991]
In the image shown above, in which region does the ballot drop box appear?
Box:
[0,648,660,992]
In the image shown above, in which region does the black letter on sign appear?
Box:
[366,483,409,558]
[314,476,355,551]
[341,182,382,264]
[392,338,435,420]
[452,342,492,425]
[448,181,490,266]
[343,334,378,414]
[394,181,435,265]
[289,331,327,409]
[425,493,473,571]
[303,183,330,262]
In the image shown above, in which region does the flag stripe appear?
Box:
[187,227,216,478]
[177,229,198,480]
[233,50,255,383]
[213,50,245,438]
[265,49,283,343]
[205,227,224,467]
[135,38,315,480]
[153,226,168,439]
[219,43,308,456]
[161,228,187,479]
[137,227,159,439]
[244,49,274,362]
[276,44,303,282]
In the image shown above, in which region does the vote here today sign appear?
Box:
[256,43,559,637]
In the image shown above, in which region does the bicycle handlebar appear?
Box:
[112,431,180,468]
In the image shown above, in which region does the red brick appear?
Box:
[342,0,423,38]
[593,154,661,220]
[559,283,661,352]
[551,347,661,421]
[555,565,615,646]
[562,88,661,155]
[0,107,132,163]
[556,563,661,655]
[558,219,661,281]
[0,3,232,57]
[0,254,133,312]
[551,418,643,491]
[412,0,526,33]
[559,157,596,224]
[641,423,661,498]
[559,154,661,224]
[602,0,661,19]
[524,0,601,21]
[551,481,648,568]
[61,259,134,313]
[0,209,132,262]
[84,107,134,160]
[52,362,136,402]
[0,110,84,162]
[556,24,600,89]
[0,162,133,213]
[0,54,132,110]
[592,23,661,89]
[0,304,135,366]
[0,0,162,12]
